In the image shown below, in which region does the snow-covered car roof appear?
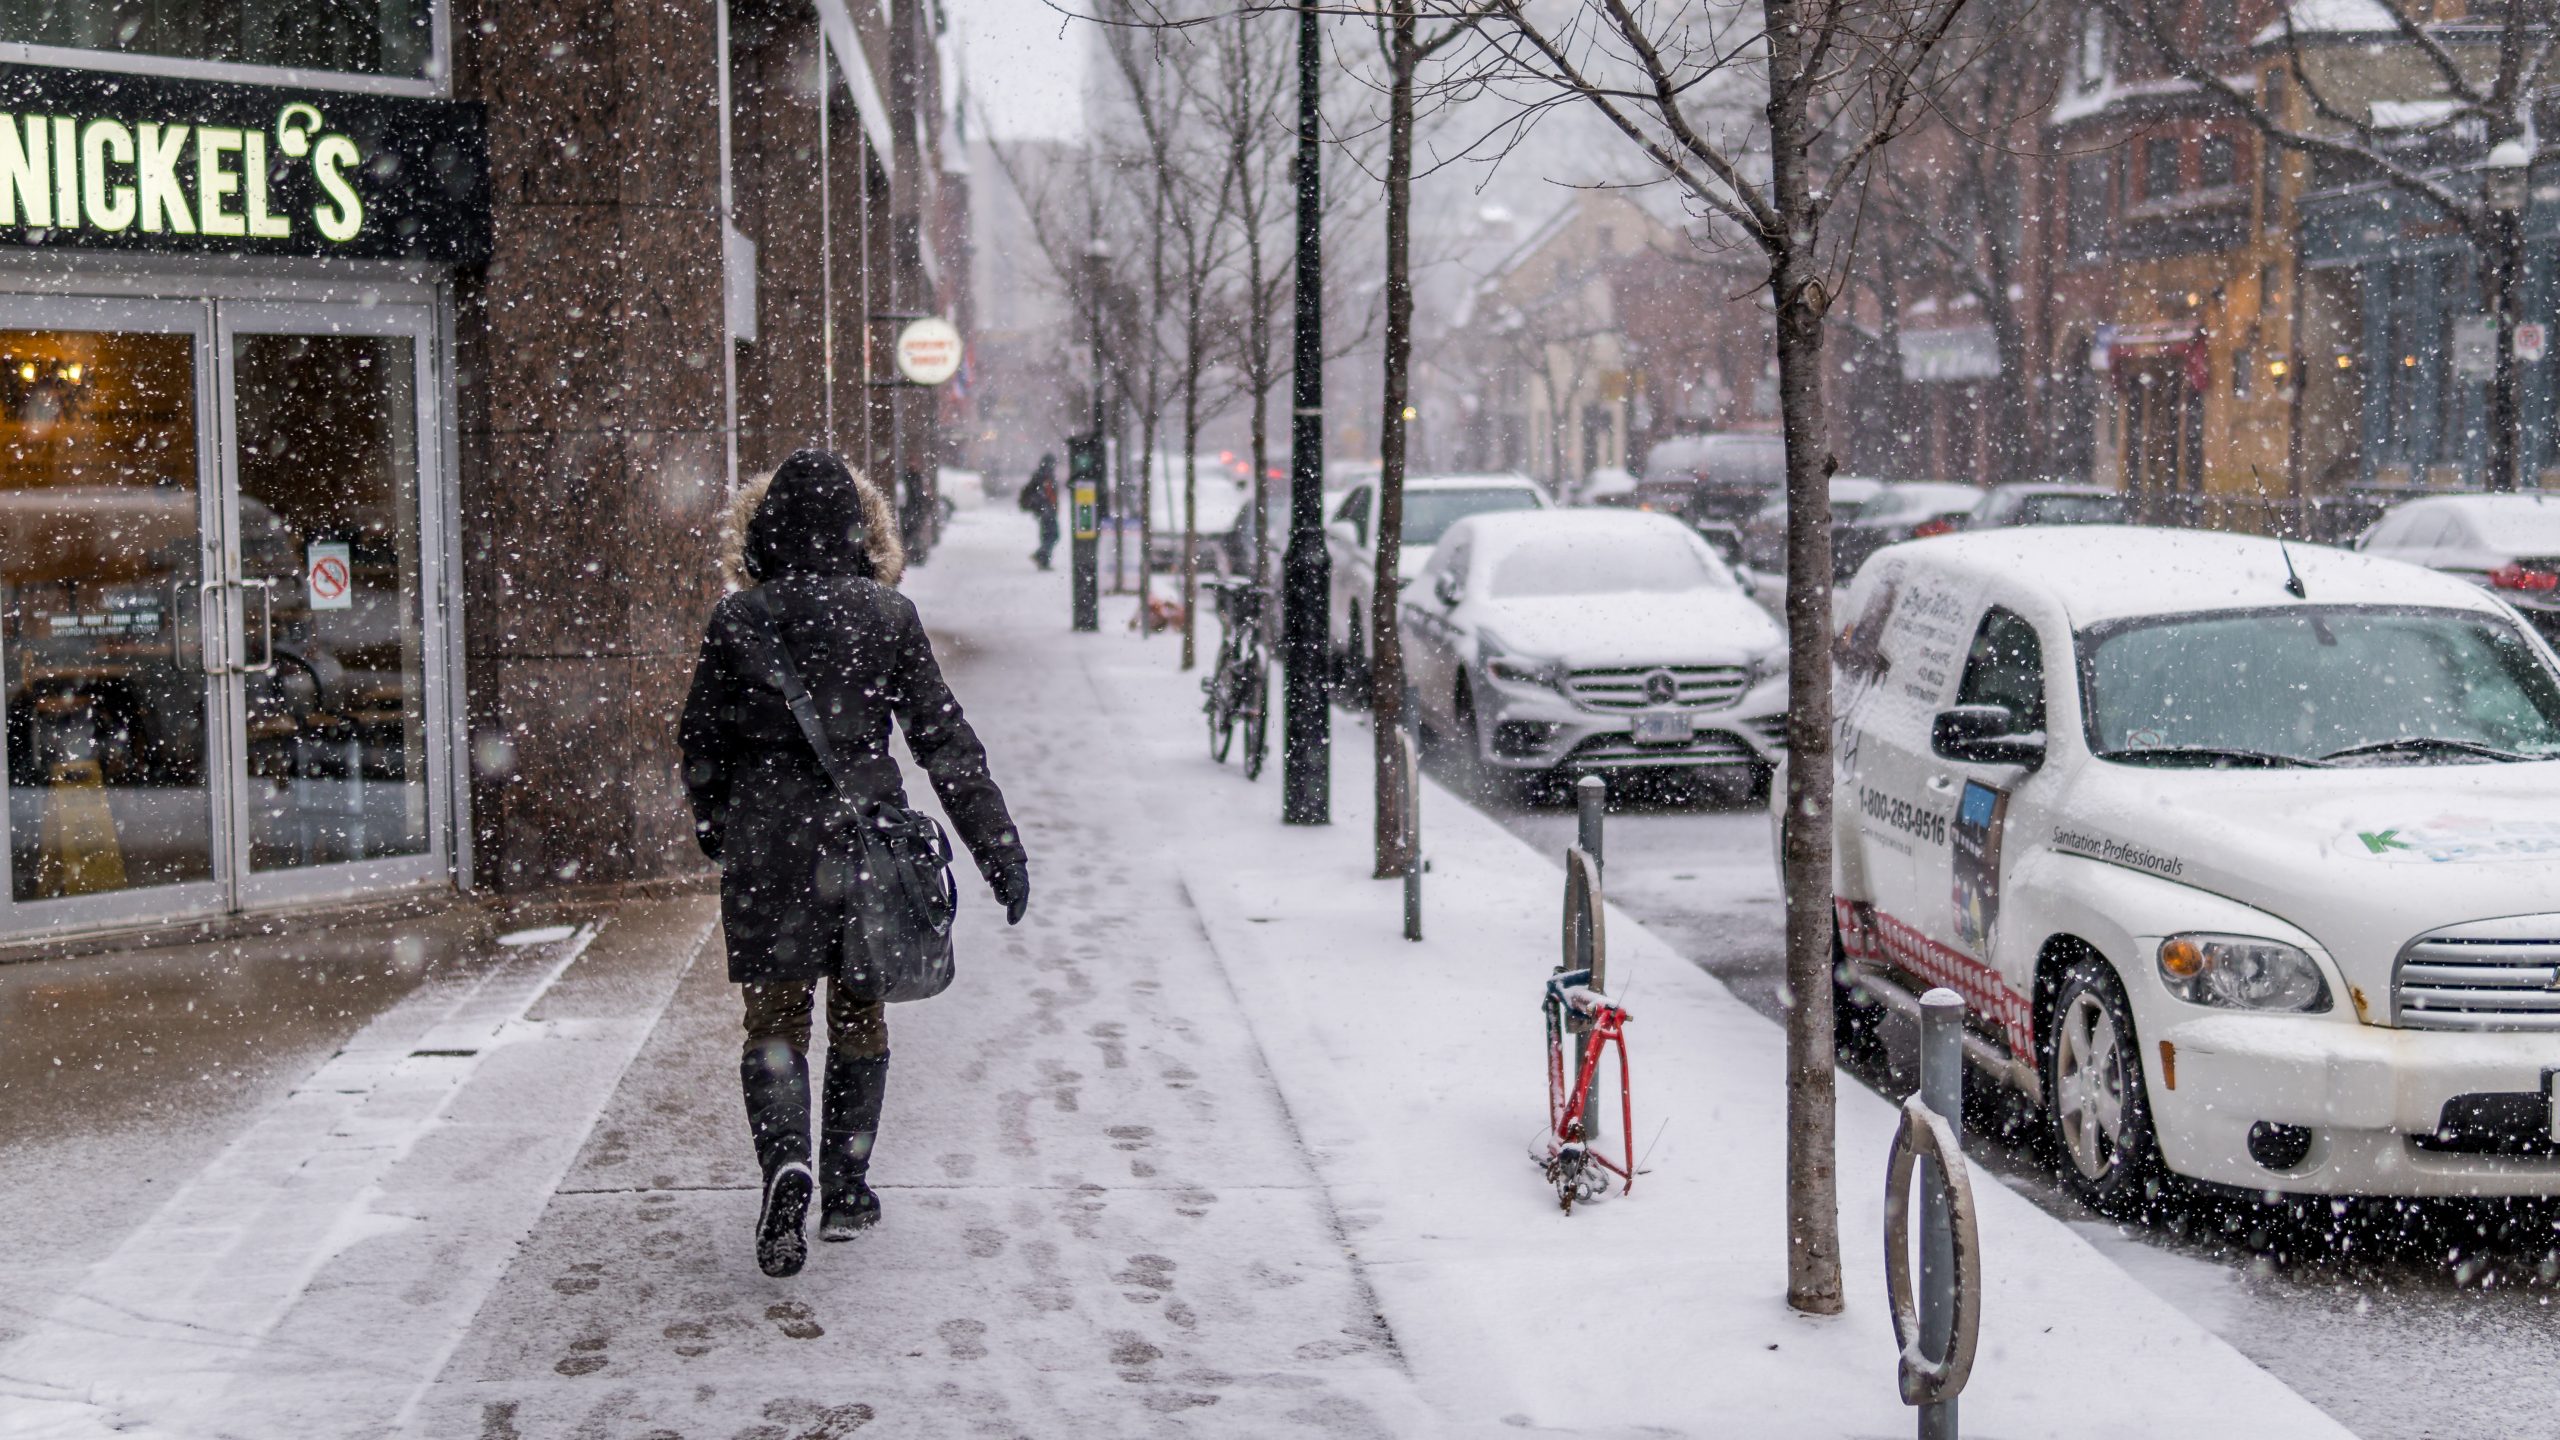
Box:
[1447,505,1719,563]
[1896,526,2509,628]
[2377,492,2560,549]
[1406,471,1545,493]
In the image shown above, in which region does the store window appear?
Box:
[2143,137,2181,201]
[0,0,435,80]
[2199,134,2238,189]
[2068,154,2112,259]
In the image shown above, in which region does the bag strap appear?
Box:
[736,586,861,797]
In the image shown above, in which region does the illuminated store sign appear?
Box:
[0,65,488,262]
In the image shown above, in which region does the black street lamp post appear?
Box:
[1280,0,1330,823]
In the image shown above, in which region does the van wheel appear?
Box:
[1832,929,1887,1068]
[2042,956,2167,1216]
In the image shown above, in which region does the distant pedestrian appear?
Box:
[681,450,1031,1279]
[1020,453,1060,569]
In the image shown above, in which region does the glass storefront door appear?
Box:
[0,299,220,926]
[0,293,448,936]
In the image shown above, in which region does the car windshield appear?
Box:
[1406,487,1541,545]
[2083,607,2560,765]
[2014,492,2124,525]
[1490,528,1726,598]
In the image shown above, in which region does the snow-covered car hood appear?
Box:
[1398,546,1434,583]
[2055,760,2560,1020]
[1471,590,1782,668]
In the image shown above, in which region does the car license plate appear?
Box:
[1631,712,1694,745]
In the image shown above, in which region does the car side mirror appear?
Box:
[1932,704,2046,770]
[1432,571,1462,608]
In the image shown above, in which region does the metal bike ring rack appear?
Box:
[1882,1093,1982,1407]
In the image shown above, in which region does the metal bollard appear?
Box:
[1561,845,1606,1152]
[1575,773,1605,875]
[1401,725,1422,942]
[1918,988,1968,1439]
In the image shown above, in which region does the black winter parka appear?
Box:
[679,455,1022,984]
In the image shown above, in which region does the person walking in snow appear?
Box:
[1019,453,1060,569]
[681,450,1031,1278]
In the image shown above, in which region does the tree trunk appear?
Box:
[1764,0,1844,1315]
[1182,334,1204,669]
[1371,17,1418,879]
[2487,206,2526,493]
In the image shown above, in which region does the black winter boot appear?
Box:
[819,1052,889,1241]
[742,1039,814,1276]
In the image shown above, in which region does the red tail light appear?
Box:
[1910,517,1960,539]
[2491,563,2560,592]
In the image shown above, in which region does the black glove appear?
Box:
[990,855,1030,925]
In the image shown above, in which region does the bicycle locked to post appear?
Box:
[1200,577,1272,779]
[1542,836,1636,1212]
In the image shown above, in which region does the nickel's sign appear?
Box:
[0,65,488,263]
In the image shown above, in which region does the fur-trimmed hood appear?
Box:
[722,450,905,588]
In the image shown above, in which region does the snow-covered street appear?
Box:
[0,509,2361,1437]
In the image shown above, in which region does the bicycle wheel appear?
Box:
[1240,648,1270,780]
[1207,659,1237,764]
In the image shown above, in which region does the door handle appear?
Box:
[1927,774,1958,794]
[238,578,276,675]
[195,576,223,674]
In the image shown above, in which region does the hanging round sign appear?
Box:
[894,317,965,385]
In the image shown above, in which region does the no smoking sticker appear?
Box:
[306,541,353,611]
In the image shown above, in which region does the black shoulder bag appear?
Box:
[737,587,960,1003]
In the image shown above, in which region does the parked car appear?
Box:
[2353,492,2560,644]
[1399,508,1785,802]
[1968,482,2126,530]
[1634,432,1786,527]
[1830,481,1983,581]
[1143,455,1252,571]
[1741,475,1886,573]
[1327,473,1549,690]
[1828,525,2560,1210]
[1577,466,1640,508]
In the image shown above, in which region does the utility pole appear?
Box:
[1280,0,1330,824]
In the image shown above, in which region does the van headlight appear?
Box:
[2157,933,2332,1012]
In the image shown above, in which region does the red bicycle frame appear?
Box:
[1544,975,1635,1200]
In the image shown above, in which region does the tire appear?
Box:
[2042,955,2168,1215]
[1831,928,1888,1068]
[1207,664,1236,764]
[1338,601,1370,704]
[1240,653,1270,780]
[1456,685,1539,807]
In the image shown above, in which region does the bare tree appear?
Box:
[1366,0,1491,877]
[2090,0,2557,490]
[1097,5,1198,628]
[1476,0,1970,1313]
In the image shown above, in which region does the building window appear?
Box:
[2068,154,2112,259]
[2143,137,2181,200]
[2199,135,2238,189]
[0,0,436,79]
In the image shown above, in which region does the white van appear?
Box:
[1830,527,2560,1207]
